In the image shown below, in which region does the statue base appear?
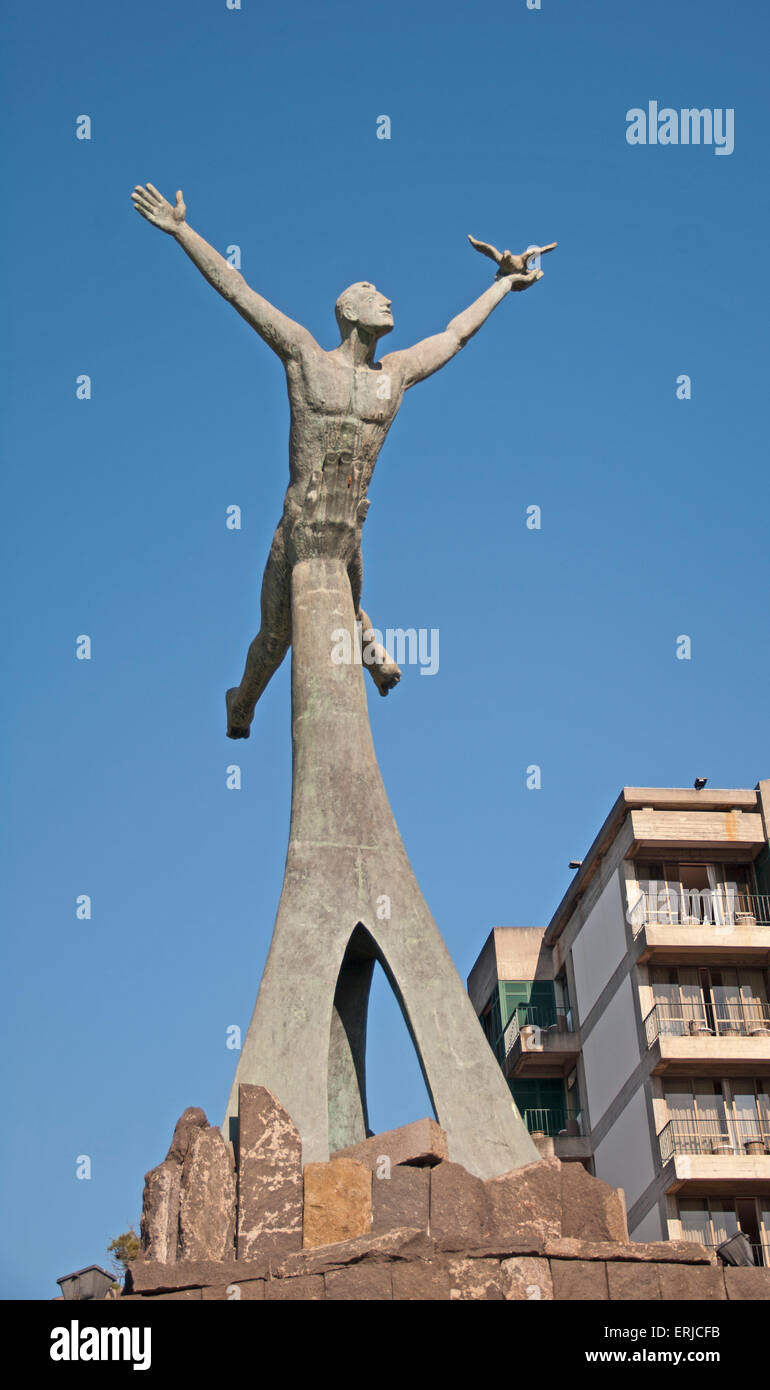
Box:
[120,1092,764,1301]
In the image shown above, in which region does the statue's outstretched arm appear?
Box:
[131,184,318,361]
[389,239,554,389]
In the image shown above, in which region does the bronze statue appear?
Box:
[131,183,555,738]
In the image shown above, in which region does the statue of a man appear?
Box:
[131,183,554,738]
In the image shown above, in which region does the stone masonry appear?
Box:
[128,1090,770,1301]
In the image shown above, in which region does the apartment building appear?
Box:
[468,781,770,1262]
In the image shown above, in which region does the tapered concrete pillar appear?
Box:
[223,556,538,1179]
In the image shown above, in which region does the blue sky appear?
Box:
[2,0,768,1298]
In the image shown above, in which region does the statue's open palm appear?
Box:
[131,183,186,234]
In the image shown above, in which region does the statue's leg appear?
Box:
[226,526,292,738]
[347,548,401,697]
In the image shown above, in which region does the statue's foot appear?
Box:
[226,687,252,739]
[372,661,402,697]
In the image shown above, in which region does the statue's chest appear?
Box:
[299,361,396,424]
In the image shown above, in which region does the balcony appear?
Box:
[503,1006,580,1077]
[644,1001,770,1075]
[518,1106,592,1165]
[630,890,770,965]
[657,1117,770,1192]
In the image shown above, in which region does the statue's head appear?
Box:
[335,282,393,339]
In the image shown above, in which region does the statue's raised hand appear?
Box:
[468,235,556,289]
[131,183,186,235]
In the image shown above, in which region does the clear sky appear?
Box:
[2,0,768,1298]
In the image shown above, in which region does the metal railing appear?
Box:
[644,1000,770,1047]
[628,889,770,937]
[520,1106,583,1139]
[658,1117,770,1164]
[503,1005,570,1058]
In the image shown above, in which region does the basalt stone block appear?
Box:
[560,1162,628,1242]
[152,1289,202,1301]
[165,1107,208,1165]
[459,1239,545,1258]
[201,1280,265,1301]
[486,1157,563,1245]
[550,1259,609,1301]
[656,1263,726,1301]
[276,1227,434,1278]
[430,1161,490,1248]
[724,1267,770,1301]
[236,1085,303,1259]
[546,1237,716,1264]
[372,1164,430,1235]
[127,1258,268,1294]
[324,1264,394,1300]
[179,1127,236,1261]
[332,1119,448,1171]
[264,1274,324,1301]
[303,1159,371,1249]
[447,1258,504,1301]
[391,1259,453,1301]
[500,1256,553,1301]
[140,1159,181,1262]
[607,1263,662,1301]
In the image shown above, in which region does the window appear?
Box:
[634,861,757,926]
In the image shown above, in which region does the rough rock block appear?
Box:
[430,1161,490,1248]
[201,1280,265,1301]
[486,1157,563,1245]
[127,1258,268,1294]
[151,1289,202,1301]
[140,1159,181,1263]
[447,1258,504,1300]
[324,1265,393,1300]
[165,1107,208,1165]
[276,1227,433,1278]
[372,1164,430,1235]
[607,1262,662,1300]
[391,1259,453,1301]
[179,1127,236,1261]
[236,1085,303,1259]
[303,1159,371,1249]
[331,1118,448,1170]
[500,1256,553,1301]
[656,1263,726,1300]
[560,1162,628,1242]
[551,1259,609,1301]
[724,1267,770,1300]
[546,1237,715,1264]
[264,1275,324,1301]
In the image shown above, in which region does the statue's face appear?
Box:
[341,282,394,337]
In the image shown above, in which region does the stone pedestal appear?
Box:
[129,1111,770,1301]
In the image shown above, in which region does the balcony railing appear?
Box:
[658,1117,770,1164]
[628,889,770,937]
[645,1000,770,1048]
[503,1005,570,1058]
[519,1106,583,1139]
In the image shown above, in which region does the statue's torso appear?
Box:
[281,348,403,521]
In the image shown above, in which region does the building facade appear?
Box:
[468,781,770,1262]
